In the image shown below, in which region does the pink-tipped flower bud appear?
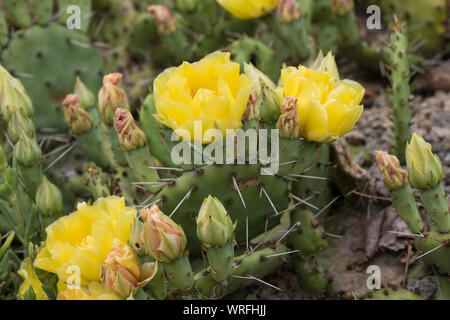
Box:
[114,108,147,151]
[375,151,408,190]
[276,96,301,139]
[98,73,129,126]
[141,205,187,263]
[148,5,177,35]
[277,0,302,23]
[62,94,93,135]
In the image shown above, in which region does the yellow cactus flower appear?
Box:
[280,53,364,142]
[153,51,253,144]
[216,0,278,20]
[18,258,48,300]
[34,196,136,287]
[57,281,119,300]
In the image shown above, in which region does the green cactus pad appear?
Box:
[2,25,103,132]
[155,164,289,254]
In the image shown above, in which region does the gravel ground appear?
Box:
[243,78,449,300]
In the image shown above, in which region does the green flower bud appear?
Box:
[277,0,302,23]
[406,133,444,190]
[196,195,235,248]
[375,151,408,190]
[176,0,199,13]
[276,96,301,139]
[0,66,34,120]
[331,0,354,16]
[98,73,129,126]
[62,94,93,135]
[243,63,282,122]
[74,77,96,110]
[7,111,35,143]
[114,108,147,151]
[13,133,41,167]
[35,175,64,217]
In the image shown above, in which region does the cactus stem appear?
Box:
[289,193,319,211]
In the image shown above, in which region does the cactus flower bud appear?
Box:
[242,93,259,121]
[13,133,41,167]
[196,195,235,247]
[276,96,301,139]
[62,94,93,135]
[129,217,145,255]
[176,0,199,12]
[277,0,302,23]
[98,73,129,126]
[101,239,141,299]
[0,66,33,120]
[35,175,64,217]
[243,63,282,122]
[375,151,408,190]
[7,111,35,143]
[114,108,147,151]
[148,5,176,35]
[74,77,95,110]
[406,133,444,190]
[331,0,354,16]
[141,205,187,263]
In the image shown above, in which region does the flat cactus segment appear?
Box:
[30,0,54,25]
[155,164,289,254]
[414,230,450,273]
[365,288,422,300]
[2,0,32,28]
[0,10,9,47]
[1,25,103,132]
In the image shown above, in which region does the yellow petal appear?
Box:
[304,100,330,142]
[324,99,350,132]
[336,105,364,136]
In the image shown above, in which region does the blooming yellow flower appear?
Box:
[18,258,48,300]
[153,51,253,143]
[280,53,364,142]
[57,281,119,300]
[34,196,136,287]
[216,0,278,20]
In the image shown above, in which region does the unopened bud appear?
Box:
[8,111,35,143]
[196,195,235,248]
[331,0,355,16]
[176,0,199,13]
[13,133,41,167]
[277,0,302,23]
[62,94,93,135]
[276,96,301,139]
[406,133,444,190]
[74,77,95,110]
[35,175,64,217]
[148,5,177,35]
[141,205,187,263]
[242,93,259,121]
[114,108,147,151]
[375,151,408,190]
[243,63,282,122]
[98,73,129,126]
